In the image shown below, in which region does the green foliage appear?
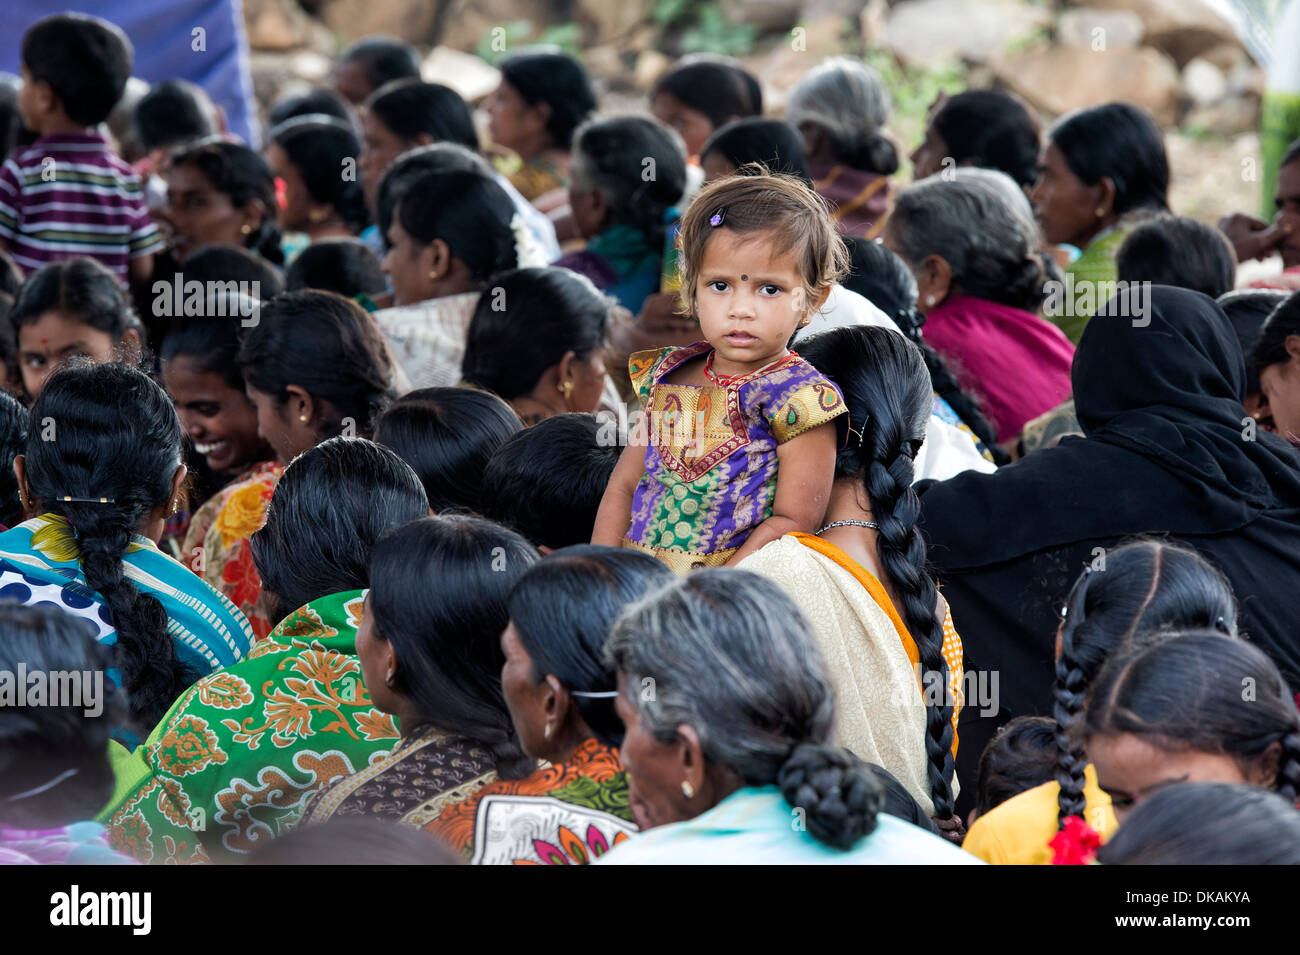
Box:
[653,0,757,57]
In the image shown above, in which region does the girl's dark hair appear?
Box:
[570,115,687,248]
[797,325,956,820]
[975,716,1058,817]
[270,116,369,234]
[1218,289,1289,397]
[180,244,284,298]
[1251,289,1300,382]
[1116,215,1236,300]
[396,170,518,281]
[0,602,125,828]
[461,267,609,400]
[369,515,539,778]
[268,87,352,127]
[250,437,429,624]
[284,238,387,298]
[375,143,494,251]
[930,90,1041,189]
[364,79,478,150]
[1052,539,1237,828]
[0,391,28,527]
[1048,102,1170,217]
[160,309,248,391]
[507,545,674,747]
[652,55,762,129]
[479,413,620,550]
[1085,631,1300,804]
[373,387,522,512]
[1095,782,1300,865]
[170,141,285,265]
[841,237,1006,461]
[26,363,196,727]
[700,118,812,184]
[236,290,394,442]
[10,256,143,341]
[498,47,596,150]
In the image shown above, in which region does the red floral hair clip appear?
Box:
[1049,815,1102,865]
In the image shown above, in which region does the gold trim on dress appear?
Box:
[621,537,738,576]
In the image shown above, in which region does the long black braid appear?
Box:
[800,325,956,820]
[26,363,198,728]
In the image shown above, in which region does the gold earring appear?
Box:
[384,670,395,688]
[299,414,309,423]
[308,208,327,224]
[240,223,253,235]
[543,724,552,739]
[170,498,180,515]
[429,269,440,281]
[558,380,574,400]
[680,780,695,799]
[1096,207,1106,218]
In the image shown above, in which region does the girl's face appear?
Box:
[614,670,696,830]
[382,214,435,306]
[244,384,317,465]
[694,228,811,376]
[488,81,545,155]
[1030,140,1104,248]
[165,162,260,261]
[18,311,133,400]
[1258,348,1300,446]
[266,142,312,233]
[1089,732,1267,825]
[359,109,408,214]
[651,90,714,160]
[162,356,269,476]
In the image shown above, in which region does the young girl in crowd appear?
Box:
[592,173,849,573]
[962,539,1238,864]
[557,115,688,314]
[8,257,145,400]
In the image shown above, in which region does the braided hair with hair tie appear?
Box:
[1053,566,1097,826]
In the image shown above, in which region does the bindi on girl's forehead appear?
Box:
[741,274,748,282]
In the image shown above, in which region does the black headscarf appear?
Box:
[923,286,1300,568]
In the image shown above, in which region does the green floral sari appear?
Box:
[97,590,399,863]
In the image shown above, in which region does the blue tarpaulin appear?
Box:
[0,0,259,146]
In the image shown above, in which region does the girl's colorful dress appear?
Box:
[623,341,846,574]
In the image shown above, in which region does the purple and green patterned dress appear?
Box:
[623,341,846,574]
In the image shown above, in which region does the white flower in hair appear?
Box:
[511,212,548,268]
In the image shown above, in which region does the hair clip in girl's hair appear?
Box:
[709,207,726,227]
[57,495,116,504]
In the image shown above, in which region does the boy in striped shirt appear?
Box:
[0,13,162,286]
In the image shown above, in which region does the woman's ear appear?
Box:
[427,238,452,281]
[283,384,315,427]
[412,132,435,147]
[1095,176,1118,219]
[676,722,706,791]
[239,199,265,236]
[529,99,553,139]
[919,254,953,307]
[169,463,188,506]
[1250,740,1283,787]
[1284,334,1300,364]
